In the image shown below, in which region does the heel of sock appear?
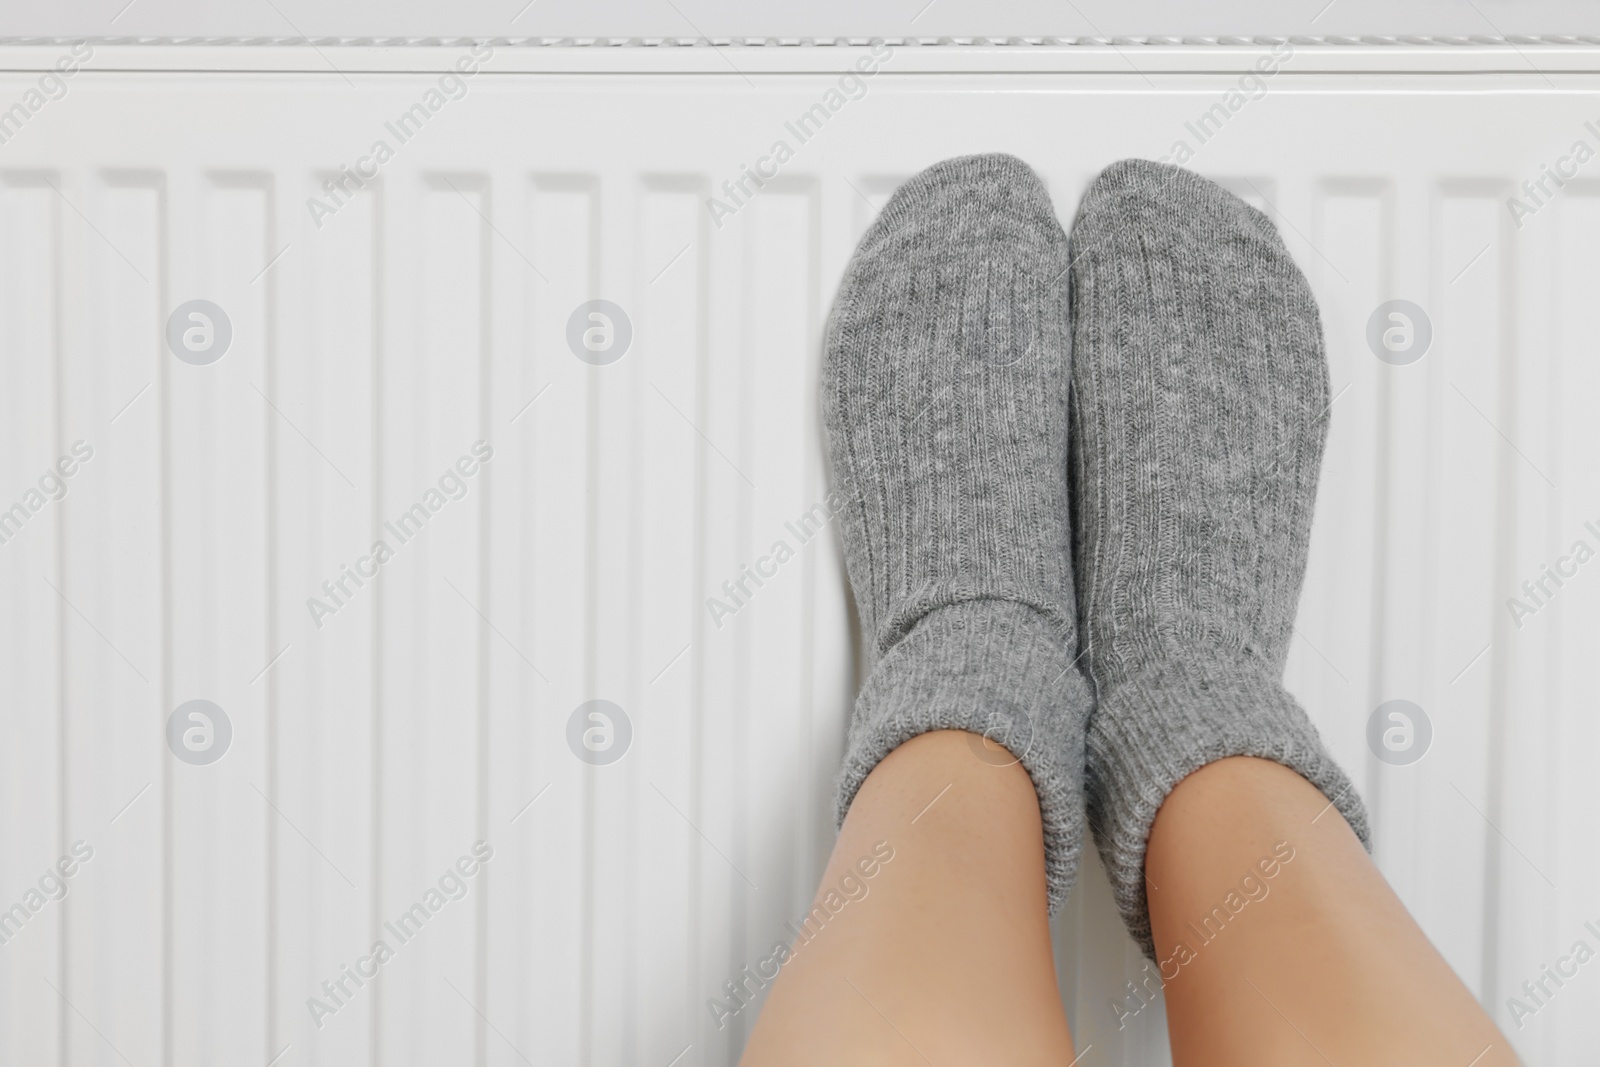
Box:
[1086,657,1369,959]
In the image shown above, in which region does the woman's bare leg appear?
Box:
[739,730,1076,1065]
[1146,755,1516,1066]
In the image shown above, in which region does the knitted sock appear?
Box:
[1067,159,1370,958]
[825,153,1094,909]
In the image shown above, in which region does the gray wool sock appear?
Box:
[1067,159,1371,958]
[824,153,1094,910]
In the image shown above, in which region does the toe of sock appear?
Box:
[851,152,1066,270]
[1066,156,1328,433]
[823,151,1072,454]
[1071,158,1285,260]
[826,153,1069,372]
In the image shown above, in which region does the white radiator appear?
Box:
[0,36,1596,1067]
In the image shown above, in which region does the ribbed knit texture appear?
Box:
[825,154,1094,911]
[1067,160,1371,959]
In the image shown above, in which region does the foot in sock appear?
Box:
[824,153,1095,908]
[1067,159,1370,957]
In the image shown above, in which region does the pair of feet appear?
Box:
[824,154,1367,951]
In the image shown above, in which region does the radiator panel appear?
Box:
[0,58,1592,1066]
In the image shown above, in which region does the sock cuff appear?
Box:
[1085,656,1370,959]
[834,598,1092,912]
